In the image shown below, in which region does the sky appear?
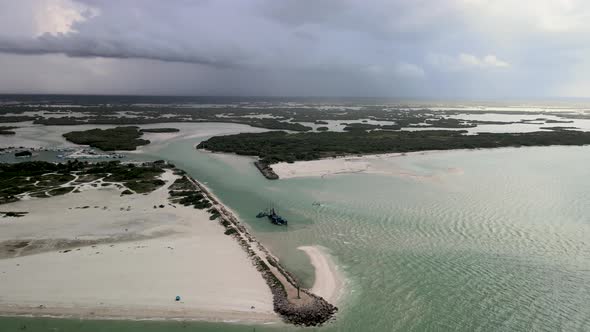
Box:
[0,0,588,98]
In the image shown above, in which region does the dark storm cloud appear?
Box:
[0,0,257,68]
[0,0,455,68]
[0,0,588,97]
[0,34,242,68]
[259,0,461,42]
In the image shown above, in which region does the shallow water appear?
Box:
[141,139,590,331]
[1,131,589,331]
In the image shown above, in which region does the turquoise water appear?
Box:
[1,138,589,331]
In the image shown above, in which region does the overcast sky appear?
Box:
[0,0,588,98]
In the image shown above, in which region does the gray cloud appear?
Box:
[0,0,588,98]
[0,34,243,68]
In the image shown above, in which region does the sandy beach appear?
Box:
[298,246,345,304]
[0,169,277,323]
[272,151,434,179]
[273,157,374,179]
[274,147,590,180]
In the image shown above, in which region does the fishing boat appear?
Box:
[255,206,287,225]
[267,207,288,226]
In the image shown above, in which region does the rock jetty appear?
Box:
[254,161,279,180]
[185,173,338,326]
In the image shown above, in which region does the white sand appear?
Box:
[272,152,424,179]
[297,246,344,304]
[273,157,373,179]
[0,170,277,322]
[272,150,469,180]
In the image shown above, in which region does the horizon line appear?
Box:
[0,93,589,102]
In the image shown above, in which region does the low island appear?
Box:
[63,126,150,151]
[0,126,17,135]
[139,128,180,133]
[197,129,590,179]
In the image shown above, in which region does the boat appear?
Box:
[267,207,288,226]
[256,206,287,225]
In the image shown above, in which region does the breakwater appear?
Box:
[186,173,337,326]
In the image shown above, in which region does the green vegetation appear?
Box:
[168,175,193,191]
[236,118,311,131]
[0,211,28,218]
[343,123,401,131]
[224,227,237,235]
[471,120,516,125]
[422,118,475,128]
[63,126,150,151]
[4,99,589,134]
[125,179,165,193]
[220,218,231,228]
[139,128,180,133]
[29,192,50,198]
[198,130,590,165]
[0,116,35,123]
[38,174,75,187]
[540,126,580,131]
[546,119,574,124]
[0,160,167,204]
[14,151,32,157]
[33,111,312,131]
[0,162,61,203]
[48,186,74,196]
[0,126,17,135]
[95,162,165,193]
[208,207,221,220]
[167,176,212,209]
[316,126,329,131]
[174,192,212,209]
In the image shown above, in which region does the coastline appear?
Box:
[0,160,341,326]
[272,150,446,179]
[186,174,339,326]
[0,167,278,324]
[270,146,590,179]
[0,123,345,326]
[298,246,345,304]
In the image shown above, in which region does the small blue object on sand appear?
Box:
[175,296,181,301]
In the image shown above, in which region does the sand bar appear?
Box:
[271,151,432,179]
[298,246,344,304]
